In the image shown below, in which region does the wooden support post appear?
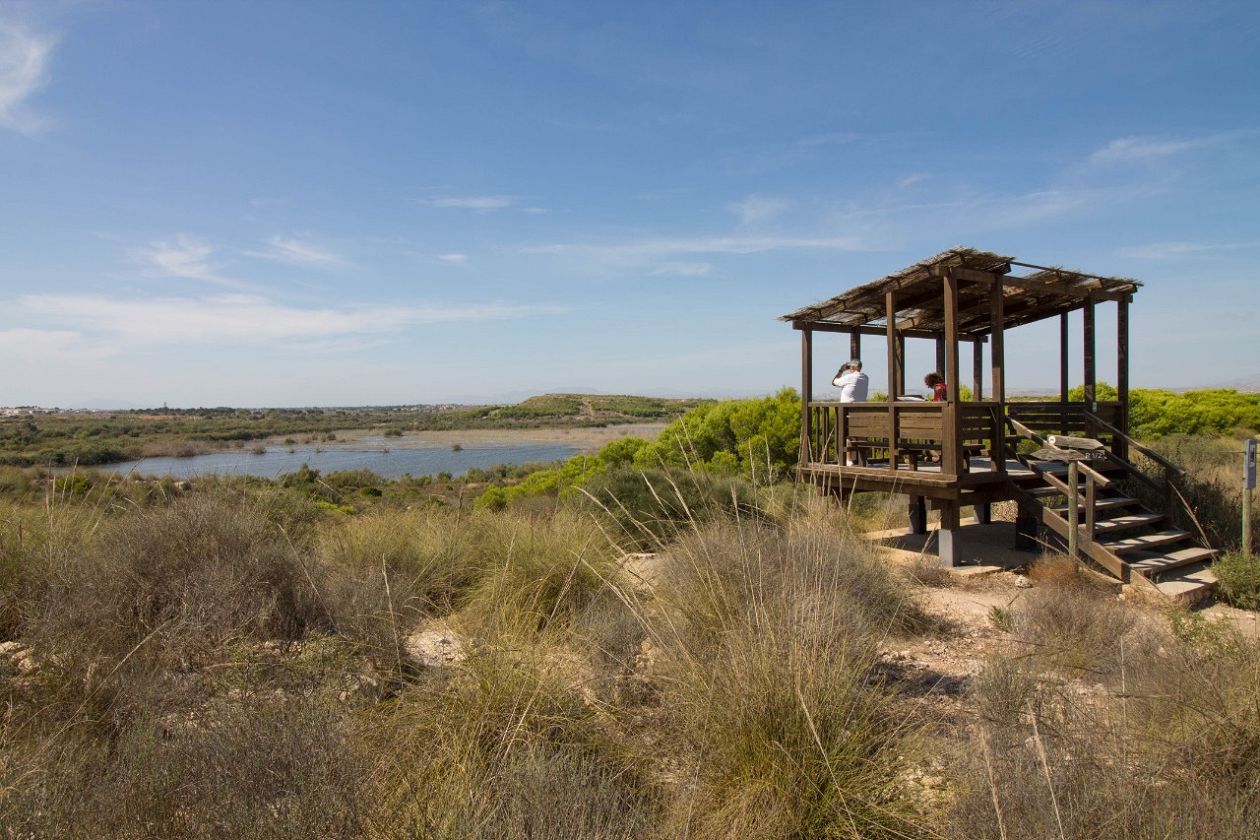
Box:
[1015,508,1039,551]
[938,501,961,567]
[975,501,992,525]
[990,280,1005,404]
[886,290,899,471]
[972,339,983,401]
[943,271,960,475]
[908,496,927,535]
[850,331,861,363]
[800,328,813,467]
[1116,298,1130,459]
[1059,312,1070,404]
[1083,301,1096,407]
[935,335,946,379]
[897,334,906,396]
[1084,300,1097,442]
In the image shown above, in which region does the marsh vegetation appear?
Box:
[0,389,1257,837]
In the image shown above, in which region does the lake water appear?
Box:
[96,436,581,480]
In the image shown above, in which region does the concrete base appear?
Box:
[939,526,960,567]
[871,520,1029,570]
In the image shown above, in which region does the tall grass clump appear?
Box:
[1013,563,1142,678]
[646,516,931,839]
[579,466,793,551]
[317,508,479,662]
[367,648,658,839]
[0,694,370,839]
[29,494,329,670]
[948,595,1260,839]
[1146,434,1249,551]
[459,509,625,640]
[0,499,102,638]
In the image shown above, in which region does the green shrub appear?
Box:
[1214,552,1260,610]
[632,388,801,479]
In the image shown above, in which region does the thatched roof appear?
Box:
[780,247,1141,337]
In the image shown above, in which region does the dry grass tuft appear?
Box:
[949,590,1260,839]
[367,647,658,839]
[646,517,931,839]
[906,554,954,588]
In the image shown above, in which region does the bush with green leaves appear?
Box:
[1214,552,1260,610]
[1069,383,1260,438]
[632,387,801,479]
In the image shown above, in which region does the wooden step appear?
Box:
[1126,546,1219,577]
[1093,513,1166,535]
[1102,529,1195,554]
[1151,561,1217,607]
[1052,496,1140,515]
[1028,486,1062,498]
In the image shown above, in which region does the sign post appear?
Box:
[1245,438,1257,557]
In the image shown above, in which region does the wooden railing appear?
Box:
[803,400,1004,478]
[1006,401,1122,453]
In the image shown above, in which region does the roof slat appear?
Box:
[781,247,1141,335]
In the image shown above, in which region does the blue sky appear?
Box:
[1,0,1258,407]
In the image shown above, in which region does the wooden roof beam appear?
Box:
[791,320,986,342]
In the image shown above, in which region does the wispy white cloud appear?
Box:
[531,232,867,261]
[1087,130,1258,165]
[1090,135,1203,163]
[729,195,791,226]
[0,327,101,358]
[437,253,468,265]
[426,195,516,210]
[247,235,349,269]
[522,206,549,215]
[1116,240,1260,260]
[649,261,715,277]
[896,173,927,189]
[0,19,56,134]
[15,293,566,344]
[136,235,253,290]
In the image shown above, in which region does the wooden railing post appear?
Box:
[1067,460,1080,559]
[944,271,961,475]
[886,290,898,472]
[800,329,813,467]
[839,405,849,467]
[1085,474,1096,541]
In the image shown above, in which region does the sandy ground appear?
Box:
[299,423,668,453]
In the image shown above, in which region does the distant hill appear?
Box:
[481,393,711,424]
[1218,374,1260,392]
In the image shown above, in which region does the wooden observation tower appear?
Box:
[782,247,1215,603]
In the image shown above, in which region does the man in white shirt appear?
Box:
[833,358,869,402]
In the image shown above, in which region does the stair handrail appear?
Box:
[1081,409,1218,549]
[1080,410,1182,477]
[1005,416,1113,487]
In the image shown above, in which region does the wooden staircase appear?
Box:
[1006,417,1217,606]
